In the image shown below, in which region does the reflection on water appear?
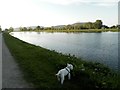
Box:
[10,32,118,71]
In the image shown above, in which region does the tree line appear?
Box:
[2,20,120,32]
[20,20,103,31]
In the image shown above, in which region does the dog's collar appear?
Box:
[65,67,70,73]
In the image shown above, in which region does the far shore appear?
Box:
[11,29,119,33]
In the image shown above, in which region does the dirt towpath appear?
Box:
[2,33,32,88]
[0,33,2,89]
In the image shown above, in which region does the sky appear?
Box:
[0,0,119,29]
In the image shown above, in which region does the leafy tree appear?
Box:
[5,28,8,32]
[19,27,23,31]
[23,27,27,31]
[28,27,33,31]
[85,22,93,29]
[51,26,55,30]
[36,26,41,30]
[94,20,103,29]
[102,25,109,29]
[82,24,88,29]
[110,25,116,29]
[66,25,73,30]
[19,27,27,31]
[91,23,96,29]
[0,26,1,32]
[116,25,120,29]
[9,27,14,32]
[74,25,78,30]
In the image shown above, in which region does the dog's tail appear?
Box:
[55,73,59,76]
[55,72,60,76]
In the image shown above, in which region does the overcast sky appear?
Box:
[0,0,119,29]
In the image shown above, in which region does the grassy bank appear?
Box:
[3,32,119,89]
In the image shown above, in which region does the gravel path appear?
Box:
[2,33,32,88]
[0,33,2,89]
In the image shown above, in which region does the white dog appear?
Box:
[56,63,73,84]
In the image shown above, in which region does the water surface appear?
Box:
[10,32,118,70]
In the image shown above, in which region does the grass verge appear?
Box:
[3,32,119,89]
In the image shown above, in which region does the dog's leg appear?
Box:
[61,75,64,85]
[57,75,60,81]
[56,71,60,81]
[68,73,71,80]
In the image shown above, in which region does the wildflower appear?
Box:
[95,68,97,71]
[93,72,95,74]
[81,64,84,67]
[102,82,106,85]
[95,86,99,88]
[81,68,85,71]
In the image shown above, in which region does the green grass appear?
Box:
[3,32,119,89]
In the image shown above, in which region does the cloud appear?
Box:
[94,2,117,6]
[40,0,119,6]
